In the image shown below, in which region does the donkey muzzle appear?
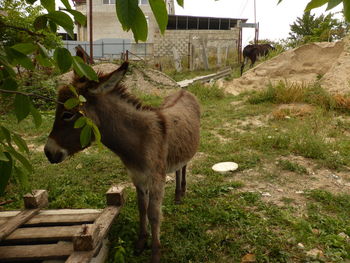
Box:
[44,138,68,164]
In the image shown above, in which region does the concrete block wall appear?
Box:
[153,29,240,57]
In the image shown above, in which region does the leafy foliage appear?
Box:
[0,0,95,195]
[288,11,349,47]
[278,0,350,22]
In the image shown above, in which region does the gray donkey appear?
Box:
[44,62,201,263]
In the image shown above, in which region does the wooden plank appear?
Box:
[0,210,101,226]
[0,209,102,218]
[23,190,48,209]
[106,186,125,206]
[72,206,121,252]
[0,242,73,261]
[73,224,99,251]
[0,208,39,242]
[65,250,94,263]
[5,225,81,243]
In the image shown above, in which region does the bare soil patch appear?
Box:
[224,38,350,95]
[227,155,350,210]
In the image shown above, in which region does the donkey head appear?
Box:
[44,62,129,163]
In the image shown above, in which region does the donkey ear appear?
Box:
[90,62,129,95]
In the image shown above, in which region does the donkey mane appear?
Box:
[59,72,158,112]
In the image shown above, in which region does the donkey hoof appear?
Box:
[134,237,149,255]
[150,249,161,263]
[174,195,182,205]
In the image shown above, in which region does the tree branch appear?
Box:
[0,89,63,105]
[0,21,45,37]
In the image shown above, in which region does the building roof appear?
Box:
[167,15,247,30]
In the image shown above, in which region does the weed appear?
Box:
[188,83,225,103]
[278,160,308,174]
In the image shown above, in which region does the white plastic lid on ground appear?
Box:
[212,162,238,173]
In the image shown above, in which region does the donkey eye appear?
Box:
[61,111,75,122]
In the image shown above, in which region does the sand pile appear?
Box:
[59,63,179,96]
[224,37,350,95]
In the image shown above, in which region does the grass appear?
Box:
[1,81,350,262]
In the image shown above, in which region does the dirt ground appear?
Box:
[223,37,350,95]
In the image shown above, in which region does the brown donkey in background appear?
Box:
[44,62,201,263]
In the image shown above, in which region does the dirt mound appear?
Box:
[59,63,179,96]
[224,38,350,95]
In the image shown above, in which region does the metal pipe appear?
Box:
[89,0,93,64]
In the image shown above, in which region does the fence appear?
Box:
[63,36,240,71]
[63,39,153,61]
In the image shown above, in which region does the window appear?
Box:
[139,0,148,5]
[103,0,115,4]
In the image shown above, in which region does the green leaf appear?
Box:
[63,9,87,26]
[74,116,87,129]
[30,103,42,128]
[7,48,34,70]
[149,0,168,34]
[64,98,80,109]
[0,126,11,144]
[0,56,16,77]
[305,0,329,11]
[78,95,87,103]
[69,85,79,97]
[72,56,98,81]
[34,15,48,31]
[326,0,343,10]
[61,0,72,9]
[46,11,74,39]
[116,0,138,31]
[41,0,55,12]
[13,134,29,153]
[14,94,30,122]
[54,47,72,73]
[176,0,184,7]
[11,43,37,55]
[1,78,18,98]
[0,153,12,196]
[26,0,38,4]
[131,7,148,42]
[36,53,53,67]
[91,122,101,144]
[0,151,9,162]
[344,0,350,22]
[6,146,33,173]
[80,125,92,148]
[13,166,30,192]
[37,43,49,58]
[49,20,58,32]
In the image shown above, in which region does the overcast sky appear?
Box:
[174,0,344,45]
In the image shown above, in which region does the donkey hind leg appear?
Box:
[175,169,182,204]
[175,165,187,204]
[240,56,247,76]
[180,165,187,197]
[135,186,150,254]
[148,177,165,263]
[250,56,257,68]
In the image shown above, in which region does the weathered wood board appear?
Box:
[0,186,125,263]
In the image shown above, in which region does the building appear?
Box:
[73,0,175,42]
[71,0,246,69]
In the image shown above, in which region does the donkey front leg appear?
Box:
[135,186,149,254]
[148,178,165,263]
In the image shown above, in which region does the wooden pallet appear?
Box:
[0,186,125,263]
